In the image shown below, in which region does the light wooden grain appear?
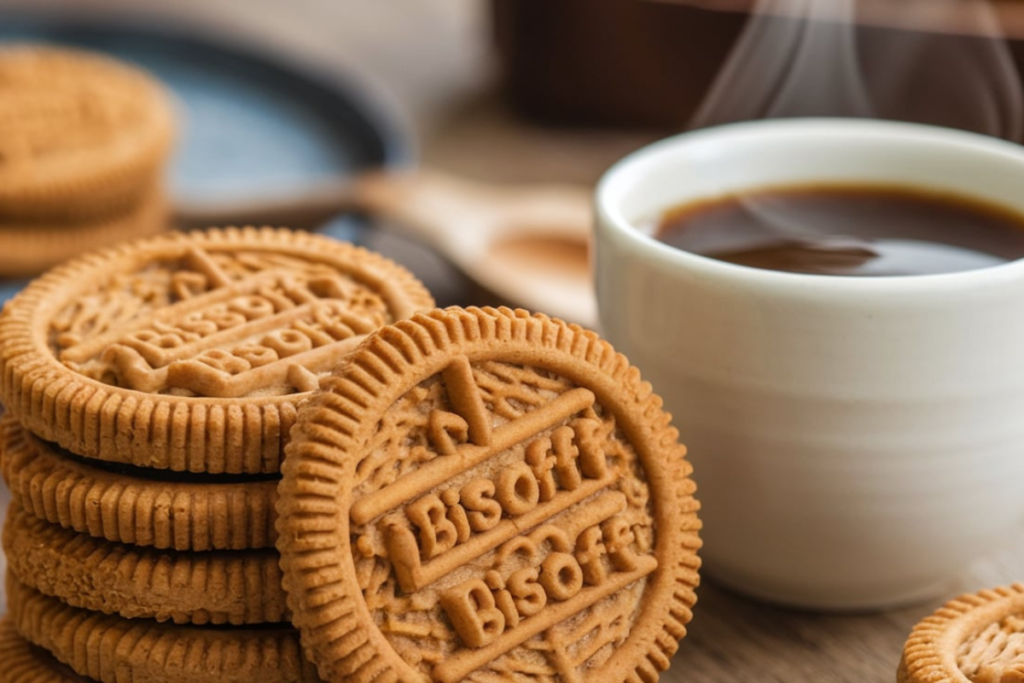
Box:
[666,539,1024,683]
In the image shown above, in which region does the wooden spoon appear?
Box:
[173,170,597,327]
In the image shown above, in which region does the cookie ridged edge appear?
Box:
[0,226,436,473]
[277,306,702,683]
[3,504,287,625]
[6,572,320,683]
[0,186,168,278]
[899,583,1024,683]
[0,45,175,221]
[0,415,278,550]
[0,616,88,682]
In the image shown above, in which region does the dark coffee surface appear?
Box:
[653,185,1024,275]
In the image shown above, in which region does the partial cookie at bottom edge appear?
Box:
[900,583,1024,683]
[6,573,320,683]
[3,504,287,625]
[0,616,91,682]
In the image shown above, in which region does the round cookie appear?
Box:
[0,617,89,682]
[0,414,278,550]
[0,45,175,221]
[3,504,287,625]
[900,583,1024,683]
[0,226,435,473]
[277,306,702,683]
[6,572,320,683]
[0,185,167,278]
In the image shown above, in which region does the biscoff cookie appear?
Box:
[900,584,1024,683]
[277,306,702,683]
[0,226,434,473]
[0,617,88,682]
[0,415,277,550]
[3,504,287,625]
[6,572,320,683]
[0,45,175,221]
[0,185,168,278]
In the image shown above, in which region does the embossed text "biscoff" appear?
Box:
[382,415,606,588]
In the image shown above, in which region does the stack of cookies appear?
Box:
[0,227,435,682]
[0,45,175,277]
[0,226,704,682]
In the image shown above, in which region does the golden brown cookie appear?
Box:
[277,306,702,683]
[3,504,287,625]
[6,572,320,683]
[0,226,435,473]
[0,616,89,682]
[900,584,1024,683]
[0,186,168,278]
[0,415,277,550]
[0,45,175,221]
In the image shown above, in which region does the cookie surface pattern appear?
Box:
[0,415,278,550]
[0,616,90,682]
[901,583,1024,683]
[0,226,434,473]
[6,572,320,683]
[0,45,175,220]
[277,307,702,683]
[3,504,287,625]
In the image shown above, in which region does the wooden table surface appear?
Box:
[1,4,1023,682]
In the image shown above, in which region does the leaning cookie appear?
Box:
[0,415,278,550]
[0,226,435,473]
[0,185,167,278]
[899,583,1024,683]
[277,306,702,683]
[0,617,88,682]
[3,504,287,625]
[0,45,175,221]
[6,572,320,683]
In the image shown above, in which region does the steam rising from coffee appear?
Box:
[691,0,1022,140]
[678,0,1024,276]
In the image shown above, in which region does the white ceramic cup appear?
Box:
[595,118,1024,610]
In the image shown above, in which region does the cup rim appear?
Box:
[596,117,1024,292]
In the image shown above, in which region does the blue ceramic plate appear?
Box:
[0,14,409,303]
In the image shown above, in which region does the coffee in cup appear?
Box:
[651,184,1024,276]
[595,118,1024,609]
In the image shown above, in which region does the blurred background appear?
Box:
[0,0,489,133]
[0,0,669,323]
[4,0,1024,322]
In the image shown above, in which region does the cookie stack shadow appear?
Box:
[0,227,437,682]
